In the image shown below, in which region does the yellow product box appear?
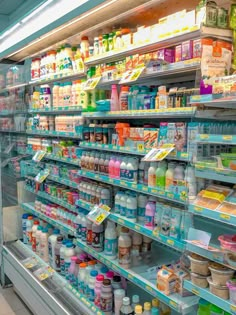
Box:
[144,128,159,149]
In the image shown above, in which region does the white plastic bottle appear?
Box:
[143,302,152,315]
[104,220,118,259]
[54,236,63,272]
[81,210,87,242]
[101,188,111,207]
[127,158,138,183]
[39,227,49,262]
[31,220,39,252]
[60,239,68,276]
[120,297,134,315]
[120,193,128,216]
[174,163,185,180]
[148,162,158,187]
[35,225,43,255]
[88,270,98,301]
[185,165,197,200]
[114,289,126,315]
[48,229,60,269]
[22,214,29,244]
[120,157,128,180]
[84,265,93,296]
[118,227,132,269]
[75,210,82,238]
[126,194,137,222]
[165,162,175,191]
[26,216,34,244]
[115,191,123,214]
[92,222,104,252]
[64,242,75,278]
[138,161,145,184]
[138,194,147,224]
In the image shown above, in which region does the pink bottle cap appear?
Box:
[106,271,114,279]
[96,274,104,282]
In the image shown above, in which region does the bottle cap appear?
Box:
[28,216,33,220]
[144,302,151,311]
[42,227,48,233]
[113,275,121,283]
[22,214,28,219]
[114,289,125,298]
[66,242,73,248]
[33,221,39,225]
[132,295,140,304]
[152,298,159,308]
[151,308,159,315]
[100,266,109,274]
[106,271,114,279]
[53,229,60,234]
[123,297,130,306]
[62,239,68,245]
[96,274,104,282]
[90,270,98,277]
[37,226,42,231]
[135,305,143,314]
[103,279,111,286]
[88,260,96,266]
[79,262,87,268]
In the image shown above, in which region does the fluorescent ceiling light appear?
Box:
[21,0,54,23]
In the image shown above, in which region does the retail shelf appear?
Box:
[0,109,28,116]
[3,241,104,315]
[82,107,196,119]
[195,166,236,184]
[26,130,81,139]
[84,25,232,66]
[195,134,236,145]
[189,204,236,227]
[0,83,28,94]
[29,71,86,86]
[0,130,25,134]
[25,185,78,213]
[26,150,80,166]
[29,106,83,114]
[74,238,198,314]
[79,141,190,161]
[184,280,236,314]
[48,174,79,189]
[185,242,236,271]
[76,198,185,252]
[190,97,236,109]
[78,169,187,205]
[21,202,76,236]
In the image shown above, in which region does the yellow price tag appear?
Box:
[220,213,231,221]
[192,288,200,295]
[200,134,209,140]
[38,273,49,281]
[137,143,144,152]
[167,239,174,246]
[223,135,233,141]
[194,206,203,213]
[95,214,106,223]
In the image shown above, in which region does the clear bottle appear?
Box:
[131,295,140,310]
[165,162,175,191]
[135,305,143,315]
[120,297,134,315]
[114,289,126,315]
[156,161,167,189]
[148,162,158,187]
[111,85,120,111]
[143,302,152,315]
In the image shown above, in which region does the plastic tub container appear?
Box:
[225,253,236,268]
[218,235,236,252]
[191,272,208,288]
[209,263,234,286]
[188,254,210,276]
[207,277,229,300]
[226,279,236,304]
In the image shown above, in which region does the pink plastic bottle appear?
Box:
[108,156,116,178]
[114,157,121,179]
[144,197,156,230]
[68,256,78,286]
[94,274,104,308]
[111,85,119,111]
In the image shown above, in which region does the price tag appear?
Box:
[200,134,209,140]
[33,150,46,162]
[192,288,200,296]
[142,144,175,162]
[119,66,145,84]
[220,213,231,221]
[35,169,50,183]
[34,266,55,281]
[87,204,111,225]
[194,206,203,213]
[83,76,102,90]
[137,143,144,152]
[22,257,38,269]
[231,304,236,314]
[222,135,233,141]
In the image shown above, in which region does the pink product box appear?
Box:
[182,40,193,60]
[157,48,175,63]
[193,39,202,58]
[175,45,182,62]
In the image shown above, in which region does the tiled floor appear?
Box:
[0,286,32,315]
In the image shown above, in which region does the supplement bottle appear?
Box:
[92,222,104,252]
[31,220,39,252]
[100,279,113,315]
[114,289,126,315]
[54,236,63,272]
[64,242,75,277]
[120,297,134,315]
[40,227,49,262]
[104,220,118,259]
[48,228,60,268]
[118,227,131,269]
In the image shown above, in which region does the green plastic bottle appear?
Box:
[197,299,211,315]
[156,161,167,189]
[210,305,223,315]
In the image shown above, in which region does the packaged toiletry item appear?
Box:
[158,122,168,146]
[118,227,132,269]
[104,220,118,259]
[157,266,178,295]
[160,205,172,236]
[169,208,182,239]
[182,40,193,60]
[175,45,182,62]
[174,122,187,152]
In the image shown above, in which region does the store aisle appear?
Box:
[0,286,32,315]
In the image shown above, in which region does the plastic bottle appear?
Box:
[135,305,143,315]
[86,218,93,245]
[48,229,60,268]
[174,163,185,180]
[114,156,121,179]
[104,220,118,259]
[78,262,87,293]
[92,222,104,252]
[120,157,128,180]
[119,86,129,111]
[81,210,87,242]
[35,225,43,255]
[132,232,142,255]
[60,239,68,276]
[138,161,145,184]
[165,163,175,191]
[112,275,122,290]
[100,279,113,315]
[131,295,140,310]
[118,227,131,269]
[151,309,159,315]
[210,305,223,315]
[68,256,77,285]
[22,214,29,244]
[104,154,110,174]
[94,274,104,307]
[197,299,211,315]
[84,265,93,296]
[111,85,120,111]
[88,270,98,301]
[143,302,151,315]
[40,227,49,262]
[155,161,167,189]
[120,297,134,315]
[101,188,111,207]
[114,289,126,315]
[137,86,149,110]
[138,194,147,224]
[144,197,156,229]
[126,193,137,222]
[109,156,116,178]
[148,162,158,187]
[185,165,197,200]
[54,236,63,272]
[120,193,128,216]
[75,210,82,238]
[142,235,152,253]
[126,158,138,183]
[31,220,39,252]
[115,191,123,214]
[64,242,75,277]
[26,216,34,244]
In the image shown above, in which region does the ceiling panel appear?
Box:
[0,0,25,15]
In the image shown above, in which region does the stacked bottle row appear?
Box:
[22,211,167,315]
